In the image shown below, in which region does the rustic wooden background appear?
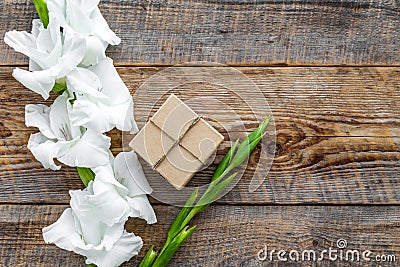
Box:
[1,0,399,266]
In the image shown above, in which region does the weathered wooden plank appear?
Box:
[1,0,399,66]
[1,66,399,204]
[1,136,399,204]
[1,67,400,137]
[0,204,399,266]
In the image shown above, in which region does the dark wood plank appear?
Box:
[1,0,399,66]
[0,204,399,266]
[1,66,400,204]
[2,135,399,204]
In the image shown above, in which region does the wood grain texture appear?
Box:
[1,0,400,66]
[0,66,399,204]
[1,204,399,266]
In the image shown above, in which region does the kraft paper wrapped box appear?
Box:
[129,94,224,190]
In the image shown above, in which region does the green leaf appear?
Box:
[52,83,67,95]
[138,245,158,267]
[76,167,95,187]
[229,134,264,168]
[33,0,49,28]
[137,118,271,267]
[214,118,270,181]
[166,188,198,243]
[246,116,271,144]
[178,172,238,230]
[151,226,197,267]
[233,117,269,158]
[196,172,237,210]
[211,139,239,182]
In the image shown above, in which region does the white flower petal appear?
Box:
[80,35,107,67]
[35,16,62,68]
[114,151,152,197]
[46,0,67,26]
[90,7,121,45]
[84,231,142,267]
[70,95,136,133]
[108,99,137,133]
[12,68,55,99]
[57,28,86,76]
[48,0,120,47]
[92,155,156,224]
[27,133,61,170]
[29,58,42,72]
[90,57,130,105]
[31,19,42,37]
[66,67,106,98]
[91,163,129,195]
[42,208,82,252]
[68,96,100,128]
[69,186,126,246]
[43,206,140,267]
[68,57,138,133]
[57,130,111,168]
[49,92,82,140]
[5,15,87,99]
[4,29,48,66]
[65,0,93,35]
[86,179,131,226]
[127,195,157,224]
[25,104,57,139]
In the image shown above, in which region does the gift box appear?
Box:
[129,94,224,190]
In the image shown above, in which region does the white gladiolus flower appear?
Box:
[4,16,88,99]
[42,204,143,267]
[25,92,111,170]
[47,0,121,66]
[42,151,156,267]
[69,57,138,133]
[92,150,156,223]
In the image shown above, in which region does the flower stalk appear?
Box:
[31,2,97,266]
[139,117,271,267]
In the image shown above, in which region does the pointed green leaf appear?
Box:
[138,245,158,267]
[33,0,49,28]
[196,172,237,209]
[246,116,271,144]
[230,134,264,168]
[211,139,239,182]
[151,226,197,267]
[167,188,198,242]
[76,167,95,187]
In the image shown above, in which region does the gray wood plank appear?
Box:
[1,0,399,66]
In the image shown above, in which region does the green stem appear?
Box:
[139,118,271,267]
[151,226,196,267]
[138,246,158,267]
